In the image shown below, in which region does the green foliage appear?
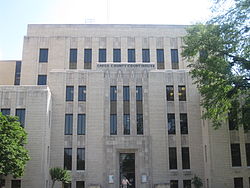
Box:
[182,0,250,129]
[0,113,30,178]
[49,167,71,188]
[192,175,203,188]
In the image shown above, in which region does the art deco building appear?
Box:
[0,24,249,188]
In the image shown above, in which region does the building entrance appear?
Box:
[119,153,135,188]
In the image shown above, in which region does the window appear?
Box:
[171,49,179,69]
[128,49,135,62]
[137,114,143,135]
[69,49,77,69]
[123,86,130,101]
[64,148,72,170]
[246,143,250,166]
[78,86,86,101]
[76,181,85,188]
[178,86,186,101]
[84,49,92,69]
[11,180,21,188]
[180,113,188,134]
[1,108,10,116]
[77,114,86,135]
[170,180,178,188]
[37,75,47,85]
[0,179,5,187]
[15,109,25,127]
[183,180,191,188]
[65,114,73,135]
[113,49,121,62]
[136,86,143,101]
[99,49,106,62]
[14,61,21,85]
[124,114,130,135]
[77,148,85,170]
[66,86,74,101]
[182,147,190,169]
[157,49,164,63]
[231,144,241,166]
[110,86,117,101]
[142,49,150,62]
[166,86,174,101]
[234,177,243,188]
[110,114,117,135]
[64,182,72,188]
[39,48,48,63]
[168,114,176,134]
[169,147,177,169]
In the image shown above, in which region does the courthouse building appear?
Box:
[0,24,249,188]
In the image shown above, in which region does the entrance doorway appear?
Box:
[119,153,135,188]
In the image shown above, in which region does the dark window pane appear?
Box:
[124,114,130,135]
[64,182,72,188]
[99,49,106,62]
[65,114,73,135]
[37,75,47,85]
[110,114,117,135]
[14,61,21,85]
[110,86,117,101]
[231,144,241,166]
[246,143,250,166]
[136,86,143,101]
[234,177,243,188]
[123,86,130,101]
[178,86,186,101]
[128,49,135,62]
[77,148,85,170]
[76,181,85,188]
[70,49,77,63]
[15,109,25,127]
[1,108,10,116]
[183,180,191,188]
[182,147,190,169]
[169,147,177,169]
[170,180,178,188]
[64,148,72,170]
[157,49,164,63]
[0,179,5,187]
[166,86,174,101]
[113,49,121,62]
[39,49,48,63]
[84,49,92,69]
[171,49,179,69]
[11,180,21,188]
[66,86,74,101]
[142,49,150,62]
[180,113,188,134]
[77,114,86,135]
[168,114,175,134]
[137,114,143,135]
[78,86,86,101]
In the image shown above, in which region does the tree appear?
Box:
[182,0,250,129]
[192,175,203,188]
[0,113,30,187]
[49,167,71,188]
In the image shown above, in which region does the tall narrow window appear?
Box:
[170,180,178,188]
[182,147,190,169]
[124,114,130,135]
[168,113,176,134]
[136,86,143,101]
[1,108,10,116]
[137,114,143,135]
[178,86,186,101]
[183,180,191,188]
[180,113,188,134]
[171,49,179,69]
[84,49,92,69]
[66,86,74,101]
[169,147,177,169]
[37,75,47,85]
[64,182,72,188]
[110,86,117,101]
[245,143,250,166]
[65,114,73,135]
[142,49,150,62]
[11,180,21,188]
[15,109,25,127]
[128,49,136,62]
[0,180,5,188]
[113,49,121,62]
[64,148,72,170]
[123,86,130,101]
[110,114,117,135]
[166,86,174,101]
[77,148,85,170]
[69,49,77,69]
[231,144,241,166]
[99,49,106,62]
[39,48,48,63]
[78,86,86,101]
[77,114,86,135]
[234,177,243,188]
[14,61,21,85]
[76,181,85,188]
[157,49,164,69]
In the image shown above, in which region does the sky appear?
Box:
[0,0,213,60]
